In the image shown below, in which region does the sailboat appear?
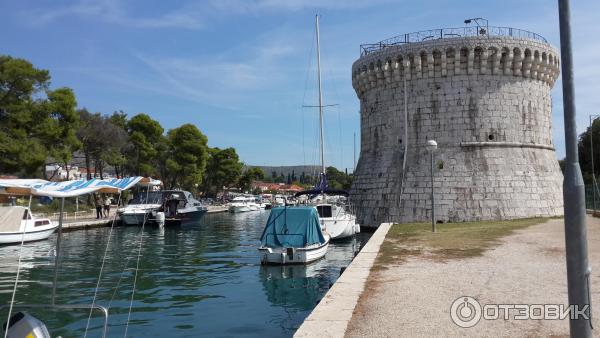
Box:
[295,15,360,240]
[258,15,340,265]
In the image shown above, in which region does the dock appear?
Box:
[42,205,230,232]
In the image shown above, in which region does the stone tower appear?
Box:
[350,27,563,227]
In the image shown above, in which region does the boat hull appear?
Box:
[0,225,58,245]
[119,212,153,226]
[229,205,251,213]
[258,240,329,265]
[322,217,360,240]
[166,208,207,226]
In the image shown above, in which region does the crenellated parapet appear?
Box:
[351,36,560,97]
[350,32,564,227]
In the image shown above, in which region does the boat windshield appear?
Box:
[129,191,164,205]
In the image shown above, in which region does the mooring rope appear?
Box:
[123,187,152,337]
[83,192,123,338]
[106,255,133,310]
[4,196,33,338]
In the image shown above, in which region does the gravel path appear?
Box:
[346,216,600,337]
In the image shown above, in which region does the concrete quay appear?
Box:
[294,222,392,338]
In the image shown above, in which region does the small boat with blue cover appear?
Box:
[258,206,330,265]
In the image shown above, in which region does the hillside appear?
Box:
[246,165,321,179]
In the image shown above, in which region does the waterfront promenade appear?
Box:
[345,216,600,337]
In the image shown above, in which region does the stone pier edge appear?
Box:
[294,222,393,338]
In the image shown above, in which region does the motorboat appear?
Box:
[228,196,251,213]
[118,191,163,226]
[273,195,286,207]
[162,190,208,226]
[0,206,58,245]
[118,190,207,226]
[258,206,329,265]
[228,196,260,213]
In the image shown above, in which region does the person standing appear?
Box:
[94,193,103,219]
[103,195,112,218]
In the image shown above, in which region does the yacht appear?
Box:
[118,190,207,226]
[0,206,58,244]
[228,196,260,213]
[258,206,329,265]
[118,191,162,226]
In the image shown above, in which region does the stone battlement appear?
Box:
[349,34,564,227]
[352,36,560,96]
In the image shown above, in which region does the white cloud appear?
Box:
[28,0,205,29]
[25,0,392,30]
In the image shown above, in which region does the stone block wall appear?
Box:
[349,36,563,227]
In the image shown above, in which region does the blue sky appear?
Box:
[2,0,599,170]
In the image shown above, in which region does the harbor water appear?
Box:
[0,210,371,337]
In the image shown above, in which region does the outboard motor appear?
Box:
[3,312,51,338]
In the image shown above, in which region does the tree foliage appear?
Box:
[203,147,243,197]
[125,113,164,176]
[0,55,81,176]
[326,166,353,190]
[163,124,209,191]
[0,54,243,192]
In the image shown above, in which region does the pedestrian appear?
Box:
[94,193,103,219]
[103,195,112,218]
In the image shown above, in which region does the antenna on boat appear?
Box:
[316,14,325,181]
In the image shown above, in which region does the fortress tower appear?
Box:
[350,26,563,226]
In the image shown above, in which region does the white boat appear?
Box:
[258,206,329,265]
[119,190,207,226]
[273,195,286,207]
[118,203,162,225]
[0,206,58,245]
[228,196,260,213]
[316,202,360,239]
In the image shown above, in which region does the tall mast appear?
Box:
[316,14,325,178]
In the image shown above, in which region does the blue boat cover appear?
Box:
[260,207,326,248]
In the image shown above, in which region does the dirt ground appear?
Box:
[346,216,600,337]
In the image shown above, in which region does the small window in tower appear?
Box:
[488,134,494,141]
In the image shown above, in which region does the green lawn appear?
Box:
[376,218,554,269]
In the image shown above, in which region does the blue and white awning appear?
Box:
[0,177,145,197]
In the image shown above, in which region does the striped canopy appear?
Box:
[0,177,146,197]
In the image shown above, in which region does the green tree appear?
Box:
[125,113,164,176]
[0,55,81,177]
[164,124,208,191]
[203,147,243,197]
[43,88,81,178]
[238,167,265,192]
[326,166,353,190]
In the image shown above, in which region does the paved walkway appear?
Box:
[346,216,600,337]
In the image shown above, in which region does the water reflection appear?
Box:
[0,210,371,337]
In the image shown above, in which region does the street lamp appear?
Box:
[464,17,489,36]
[426,140,438,232]
[589,114,600,214]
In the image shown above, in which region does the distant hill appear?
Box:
[246,165,321,178]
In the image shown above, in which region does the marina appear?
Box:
[0,210,371,337]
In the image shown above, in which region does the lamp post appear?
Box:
[589,114,599,213]
[426,140,438,232]
[559,0,593,336]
